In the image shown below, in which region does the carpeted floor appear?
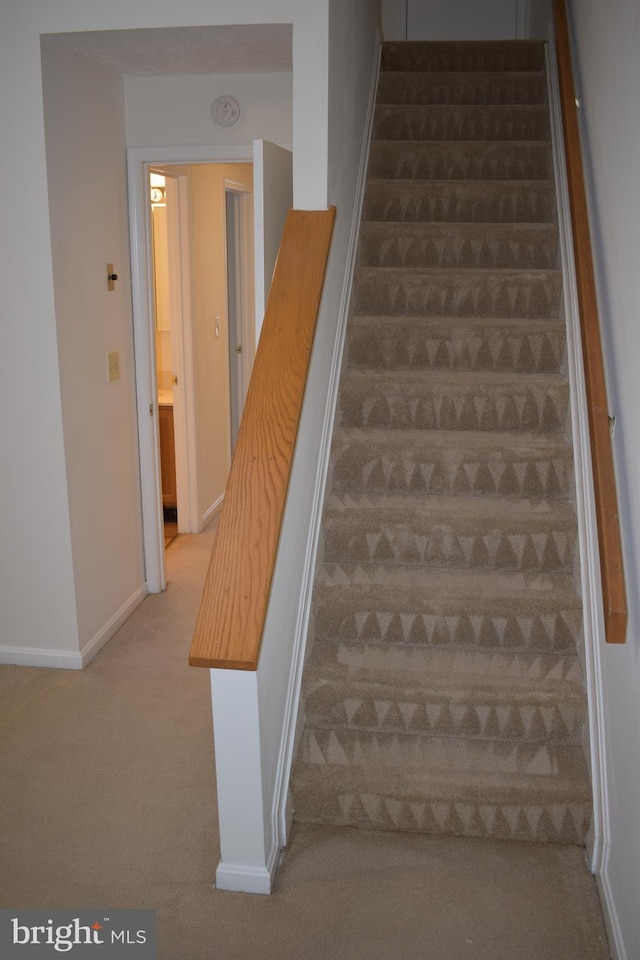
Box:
[0,519,610,959]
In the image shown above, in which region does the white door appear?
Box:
[252,140,293,343]
[407,0,527,40]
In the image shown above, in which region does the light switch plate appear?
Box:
[107,352,120,383]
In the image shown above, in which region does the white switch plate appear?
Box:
[107,351,120,382]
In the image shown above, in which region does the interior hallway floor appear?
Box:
[0,520,611,960]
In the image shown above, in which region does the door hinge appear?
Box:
[149,402,154,416]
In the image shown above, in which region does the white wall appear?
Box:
[41,39,146,662]
[528,0,552,38]
[407,0,522,40]
[0,8,80,665]
[262,0,380,868]
[125,72,292,149]
[567,2,640,956]
[381,0,532,40]
[0,0,333,666]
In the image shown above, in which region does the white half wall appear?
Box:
[566,1,640,957]
[208,0,380,892]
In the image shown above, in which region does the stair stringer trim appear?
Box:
[271,36,383,849]
[546,28,610,879]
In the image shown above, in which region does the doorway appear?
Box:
[128,143,291,593]
[129,149,255,591]
[148,161,254,542]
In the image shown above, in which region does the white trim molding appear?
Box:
[201,493,225,529]
[202,34,381,896]
[274,36,383,849]
[0,584,147,670]
[546,30,620,957]
[0,646,85,670]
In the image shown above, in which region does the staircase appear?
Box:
[291,40,592,845]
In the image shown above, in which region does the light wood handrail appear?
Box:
[189,207,336,670]
[553,0,627,643]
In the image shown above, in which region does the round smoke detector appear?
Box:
[211,95,241,127]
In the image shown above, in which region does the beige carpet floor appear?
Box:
[0,520,610,959]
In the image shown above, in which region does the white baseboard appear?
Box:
[201,493,225,529]
[0,583,148,670]
[215,852,278,895]
[0,644,84,670]
[597,860,628,960]
[79,584,148,667]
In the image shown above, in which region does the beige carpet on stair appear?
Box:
[0,521,610,959]
[292,39,592,848]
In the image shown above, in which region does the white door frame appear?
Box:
[127,145,252,593]
[156,170,200,535]
[225,180,255,450]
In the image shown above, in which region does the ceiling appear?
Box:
[42,24,293,77]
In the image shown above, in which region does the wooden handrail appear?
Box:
[553,0,627,643]
[189,207,336,670]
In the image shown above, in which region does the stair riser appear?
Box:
[292,779,590,845]
[377,72,547,106]
[374,105,550,141]
[332,440,574,499]
[381,42,546,73]
[364,181,556,223]
[358,223,559,269]
[294,39,591,849]
[323,516,577,573]
[368,141,552,181]
[347,320,565,373]
[313,587,582,653]
[339,375,569,434]
[293,727,590,845]
[353,269,563,319]
[304,681,585,744]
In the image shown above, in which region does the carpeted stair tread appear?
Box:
[347,315,565,372]
[353,267,562,318]
[292,38,590,847]
[331,426,574,499]
[292,731,591,842]
[373,104,550,142]
[358,222,559,269]
[313,573,581,653]
[303,643,586,742]
[377,71,547,106]
[322,492,577,572]
[381,41,546,73]
[368,140,552,180]
[339,367,568,433]
[363,179,556,223]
